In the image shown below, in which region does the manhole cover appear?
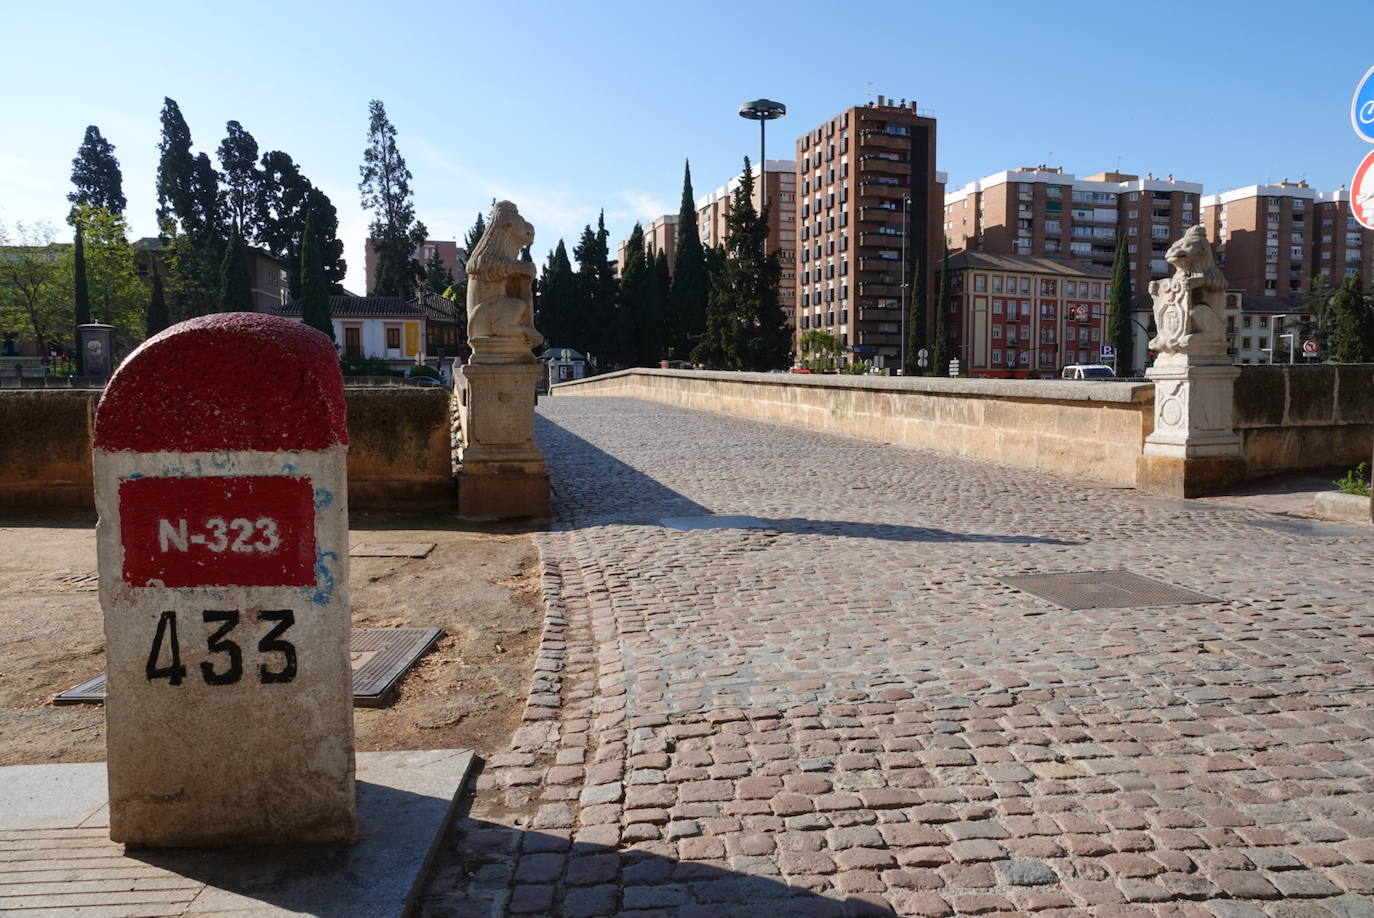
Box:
[999,570,1220,611]
[1244,518,1366,539]
[53,626,442,707]
[659,515,768,531]
[43,571,99,591]
[350,542,437,558]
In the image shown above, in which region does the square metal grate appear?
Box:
[659,515,768,531]
[999,570,1220,611]
[53,626,442,707]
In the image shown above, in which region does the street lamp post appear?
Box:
[738,99,786,216]
[1271,314,1288,364]
[900,194,910,374]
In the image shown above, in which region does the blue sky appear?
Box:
[4,0,1371,290]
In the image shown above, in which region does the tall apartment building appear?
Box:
[1313,189,1374,287]
[944,168,1202,298]
[794,98,944,366]
[1201,182,1317,298]
[363,238,466,294]
[696,160,797,328]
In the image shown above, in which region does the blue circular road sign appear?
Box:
[1353,64,1374,143]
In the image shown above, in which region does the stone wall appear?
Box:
[552,370,1155,487]
[0,387,454,510]
[1234,365,1374,476]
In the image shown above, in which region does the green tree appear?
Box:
[219,230,253,313]
[155,98,223,319]
[1330,275,1372,362]
[691,158,787,371]
[931,243,951,376]
[146,267,169,337]
[73,222,90,328]
[537,240,576,349]
[300,209,333,341]
[464,211,487,254]
[217,120,263,239]
[800,329,844,371]
[574,212,617,366]
[617,224,646,366]
[649,248,670,360]
[69,125,125,217]
[260,153,346,296]
[1108,233,1133,375]
[904,258,926,375]
[358,100,427,299]
[67,204,144,353]
[424,247,454,295]
[669,160,708,355]
[0,221,71,356]
[1301,274,1335,360]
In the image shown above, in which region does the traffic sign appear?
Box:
[1100,344,1116,359]
[1353,149,1374,230]
[1303,339,1319,355]
[1353,64,1374,143]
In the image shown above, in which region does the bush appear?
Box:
[340,356,400,377]
[1334,463,1372,497]
[407,364,441,380]
[841,362,868,375]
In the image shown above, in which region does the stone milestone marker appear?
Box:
[457,201,550,517]
[93,313,356,846]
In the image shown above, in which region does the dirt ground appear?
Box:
[0,508,543,766]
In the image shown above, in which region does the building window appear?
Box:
[992,349,1003,365]
[344,326,362,357]
[993,300,1003,314]
[992,277,1002,293]
[386,327,401,349]
[974,275,986,292]
[993,324,1002,338]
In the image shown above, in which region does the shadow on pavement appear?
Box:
[536,414,1077,546]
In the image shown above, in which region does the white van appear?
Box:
[1061,364,1116,380]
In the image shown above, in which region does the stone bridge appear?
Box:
[425,394,1374,917]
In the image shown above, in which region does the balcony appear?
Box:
[859,229,905,245]
[858,203,900,220]
[858,180,908,200]
[858,281,900,296]
[859,156,909,175]
[857,130,908,150]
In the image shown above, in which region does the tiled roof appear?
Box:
[947,251,1114,278]
[277,295,421,318]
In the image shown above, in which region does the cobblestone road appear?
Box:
[423,396,1374,918]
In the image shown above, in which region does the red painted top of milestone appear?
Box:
[94,313,348,452]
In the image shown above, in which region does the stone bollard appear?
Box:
[93,313,356,846]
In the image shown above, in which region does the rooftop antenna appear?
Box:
[1116,154,1123,172]
[866,81,874,103]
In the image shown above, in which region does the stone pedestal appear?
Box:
[456,361,548,518]
[1137,354,1245,497]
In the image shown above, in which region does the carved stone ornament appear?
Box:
[466,201,544,363]
[1147,225,1228,358]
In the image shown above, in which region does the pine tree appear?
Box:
[146,268,169,337]
[1109,233,1133,374]
[358,100,427,299]
[691,158,786,371]
[73,222,90,328]
[219,231,253,313]
[300,209,333,341]
[669,160,709,355]
[155,99,223,319]
[931,244,951,376]
[464,211,487,254]
[260,152,346,296]
[573,213,617,367]
[217,121,263,240]
[1330,275,1371,363]
[425,247,454,295]
[68,125,125,217]
[155,98,199,238]
[904,259,926,375]
[538,240,576,350]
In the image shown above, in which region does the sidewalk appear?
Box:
[420,395,1374,918]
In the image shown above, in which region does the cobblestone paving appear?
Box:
[421,396,1374,918]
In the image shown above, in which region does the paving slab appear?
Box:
[0,749,473,917]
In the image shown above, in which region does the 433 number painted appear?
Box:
[145,609,297,686]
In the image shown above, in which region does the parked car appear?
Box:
[1061,364,1116,380]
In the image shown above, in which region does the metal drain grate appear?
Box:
[44,571,99,591]
[999,570,1220,611]
[350,542,437,558]
[659,515,768,531]
[53,626,442,707]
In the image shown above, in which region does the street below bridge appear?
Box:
[425,395,1374,918]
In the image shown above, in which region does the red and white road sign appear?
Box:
[1353,149,1374,231]
[93,312,356,846]
[1303,339,1319,355]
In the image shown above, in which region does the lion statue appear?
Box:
[1147,224,1227,357]
[466,201,544,356]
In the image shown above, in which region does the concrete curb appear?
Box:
[1313,489,1372,523]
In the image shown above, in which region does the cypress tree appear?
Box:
[69,125,126,217]
[155,99,197,237]
[424,247,454,295]
[573,213,617,367]
[219,231,253,313]
[1109,233,1133,374]
[931,244,951,376]
[300,210,333,341]
[669,160,709,355]
[146,269,169,337]
[73,222,90,327]
[904,259,926,375]
[617,224,646,366]
[538,240,576,350]
[217,120,263,240]
[638,245,667,367]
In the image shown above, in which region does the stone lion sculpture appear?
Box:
[1147,224,1227,357]
[466,201,544,356]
